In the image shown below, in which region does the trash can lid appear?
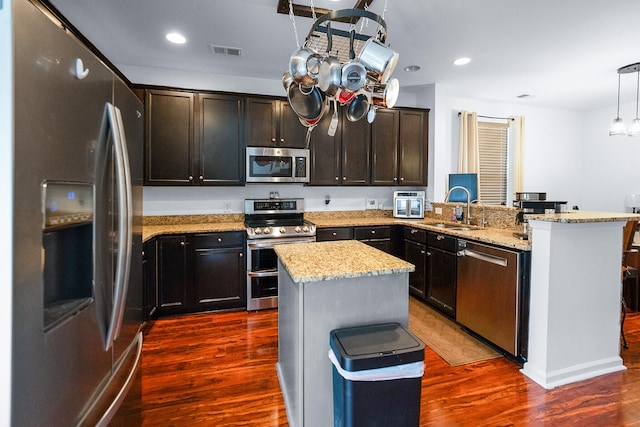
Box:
[329,323,425,371]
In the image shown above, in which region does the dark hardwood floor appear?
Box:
[141,305,640,426]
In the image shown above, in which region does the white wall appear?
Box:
[1,0,14,424]
[434,89,587,208]
[583,100,640,212]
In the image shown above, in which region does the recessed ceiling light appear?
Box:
[453,57,471,66]
[404,65,421,72]
[166,32,186,44]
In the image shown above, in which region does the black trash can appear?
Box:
[329,322,425,427]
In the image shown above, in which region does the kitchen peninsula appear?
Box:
[274,240,414,427]
[521,210,640,389]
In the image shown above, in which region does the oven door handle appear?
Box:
[247,238,315,249]
[248,270,279,277]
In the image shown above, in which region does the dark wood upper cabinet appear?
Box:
[398,110,428,186]
[144,89,244,185]
[145,90,194,185]
[371,109,400,185]
[199,93,244,185]
[246,97,307,148]
[309,110,370,185]
[371,108,428,186]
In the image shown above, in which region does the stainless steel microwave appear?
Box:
[246,147,309,183]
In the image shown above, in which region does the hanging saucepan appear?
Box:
[371,78,399,108]
[346,92,370,122]
[358,37,399,85]
[287,81,325,120]
[341,30,367,93]
[296,94,329,126]
[289,45,320,87]
[317,22,342,96]
[282,70,294,91]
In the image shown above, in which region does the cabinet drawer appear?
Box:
[193,231,244,248]
[354,226,390,240]
[428,232,457,252]
[403,227,427,244]
[317,227,353,241]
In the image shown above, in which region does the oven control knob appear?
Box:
[254,228,262,235]
[279,227,287,234]
[263,227,271,235]
[302,225,309,232]
[294,226,301,233]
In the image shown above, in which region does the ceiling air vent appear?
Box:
[209,44,242,57]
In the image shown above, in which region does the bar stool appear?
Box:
[621,220,639,349]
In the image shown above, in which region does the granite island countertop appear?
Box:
[274,240,414,283]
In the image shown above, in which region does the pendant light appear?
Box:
[609,62,640,136]
[629,70,640,136]
[609,73,626,135]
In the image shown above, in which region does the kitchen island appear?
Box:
[274,240,414,427]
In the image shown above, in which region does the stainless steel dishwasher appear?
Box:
[456,240,526,358]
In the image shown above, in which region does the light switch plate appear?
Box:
[366,199,378,209]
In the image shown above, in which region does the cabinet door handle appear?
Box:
[335,177,339,181]
[271,138,276,143]
[239,253,243,258]
[343,176,346,180]
[426,251,432,256]
[199,175,204,181]
[217,238,222,243]
[280,138,285,143]
[332,232,337,236]
[371,230,376,234]
[437,235,445,240]
[180,241,186,246]
[188,175,194,182]
[400,177,405,181]
[393,177,397,181]
[411,229,418,234]
[420,250,426,254]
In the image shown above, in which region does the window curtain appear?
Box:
[510,116,525,193]
[458,110,479,173]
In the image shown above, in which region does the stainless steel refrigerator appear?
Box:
[12,0,144,425]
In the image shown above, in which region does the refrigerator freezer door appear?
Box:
[12,0,143,425]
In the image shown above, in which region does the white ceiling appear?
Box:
[47,0,640,112]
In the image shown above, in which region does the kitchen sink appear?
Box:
[432,223,481,231]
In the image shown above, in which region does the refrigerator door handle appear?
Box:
[97,102,133,351]
[109,104,133,344]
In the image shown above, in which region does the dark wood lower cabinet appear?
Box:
[404,227,428,299]
[192,233,245,312]
[149,231,246,317]
[156,235,189,316]
[426,232,457,319]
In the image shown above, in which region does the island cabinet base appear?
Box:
[276,260,410,427]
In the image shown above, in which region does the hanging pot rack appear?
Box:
[303,9,388,65]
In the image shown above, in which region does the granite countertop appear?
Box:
[143,220,245,242]
[312,217,532,251]
[274,240,415,283]
[525,210,640,224]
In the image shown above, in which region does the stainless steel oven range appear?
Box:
[245,198,316,310]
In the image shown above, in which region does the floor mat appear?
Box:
[408,297,501,366]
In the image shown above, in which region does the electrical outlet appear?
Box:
[224,202,231,212]
[366,199,378,210]
[435,207,442,215]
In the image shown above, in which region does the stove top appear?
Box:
[244,198,316,239]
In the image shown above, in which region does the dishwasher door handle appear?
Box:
[459,248,508,267]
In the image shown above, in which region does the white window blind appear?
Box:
[477,121,509,205]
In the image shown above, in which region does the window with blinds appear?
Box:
[477,121,509,205]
